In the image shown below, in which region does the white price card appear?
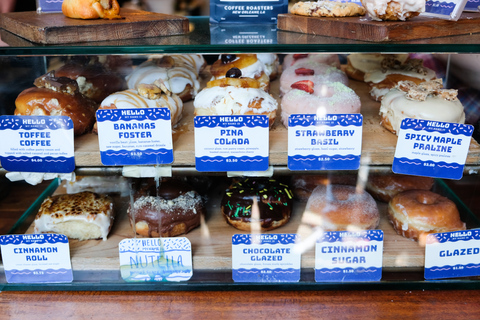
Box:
[425,229,480,280]
[119,238,193,282]
[0,115,75,173]
[392,119,473,180]
[287,114,363,171]
[96,108,173,166]
[315,230,384,282]
[0,234,73,283]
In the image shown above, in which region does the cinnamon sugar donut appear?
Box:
[366,174,434,203]
[388,190,466,242]
[291,174,357,202]
[304,184,380,231]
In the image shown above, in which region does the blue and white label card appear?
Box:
[425,229,480,280]
[0,115,75,173]
[0,234,73,283]
[36,0,63,12]
[392,119,473,180]
[288,114,363,171]
[315,230,384,282]
[423,0,468,20]
[465,0,480,11]
[119,237,193,282]
[96,108,173,166]
[194,115,269,172]
[232,234,300,282]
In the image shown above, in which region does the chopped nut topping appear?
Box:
[381,58,429,76]
[33,71,79,96]
[396,79,458,102]
[137,84,163,100]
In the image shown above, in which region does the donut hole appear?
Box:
[416,193,437,205]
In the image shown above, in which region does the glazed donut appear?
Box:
[210,54,271,91]
[345,53,409,82]
[304,184,380,231]
[291,174,357,202]
[128,178,204,237]
[193,76,278,128]
[360,0,425,21]
[62,0,122,19]
[281,80,361,128]
[221,178,293,231]
[380,80,465,135]
[54,59,126,104]
[282,54,341,70]
[279,60,348,96]
[126,56,201,102]
[387,190,466,242]
[366,174,434,203]
[98,80,184,128]
[364,58,436,101]
[15,72,97,136]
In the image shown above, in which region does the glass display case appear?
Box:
[0,16,480,291]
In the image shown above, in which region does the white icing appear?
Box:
[348,54,409,73]
[212,59,266,80]
[193,86,278,115]
[257,53,279,77]
[364,66,436,84]
[380,88,465,135]
[362,0,425,21]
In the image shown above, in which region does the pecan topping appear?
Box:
[34,71,79,96]
[396,79,458,102]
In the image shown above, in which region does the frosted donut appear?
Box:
[366,173,434,203]
[345,53,409,82]
[282,54,341,70]
[281,80,361,128]
[193,76,278,128]
[210,54,270,91]
[388,190,466,242]
[380,80,465,135]
[147,54,207,74]
[304,185,380,231]
[360,0,425,21]
[126,57,201,102]
[364,58,436,101]
[279,60,348,96]
[257,53,280,80]
[291,174,357,202]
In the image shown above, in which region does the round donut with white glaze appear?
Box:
[345,53,409,82]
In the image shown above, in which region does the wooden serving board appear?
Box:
[0,9,189,44]
[277,13,480,42]
[25,180,429,272]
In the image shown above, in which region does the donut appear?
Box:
[54,58,126,104]
[360,0,425,21]
[128,178,204,237]
[304,184,380,231]
[282,53,341,70]
[257,53,280,80]
[193,76,278,128]
[97,80,184,128]
[366,174,434,203]
[62,0,122,19]
[380,79,465,135]
[147,54,207,75]
[15,72,98,136]
[387,190,466,242]
[345,53,409,82]
[281,80,361,128]
[221,178,293,231]
[291,174,357,202]
[364,58,437,101]
[279,60,348,96]
[34,191,115,241]
[210,54,270,91]
[126,56,201,102]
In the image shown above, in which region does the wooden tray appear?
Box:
[0,9,189,44]
[277,13,480,42]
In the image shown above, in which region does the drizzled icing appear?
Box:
[361,0,425,21]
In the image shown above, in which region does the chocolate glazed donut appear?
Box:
[128,178,204,237]
[221,178,293,231]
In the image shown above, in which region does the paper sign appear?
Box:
[392,119,473,180]
[232,234,301,282]
[96,108,173,166]
[288,114,363,171]
[315,230,384,282]
[194,115,269,172]
[423,0,468,20]
[425,229,480,280]
[36,0,63,12]
[465,0,480,11]
[119,238,193,282]
[0,115,75,173]
[0,234,73,283]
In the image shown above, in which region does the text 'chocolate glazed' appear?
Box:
[128,178,204,237]
[221,178,293,231]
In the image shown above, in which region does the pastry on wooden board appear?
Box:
[62,0,123,20]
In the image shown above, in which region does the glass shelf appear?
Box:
[1,17,480,56]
